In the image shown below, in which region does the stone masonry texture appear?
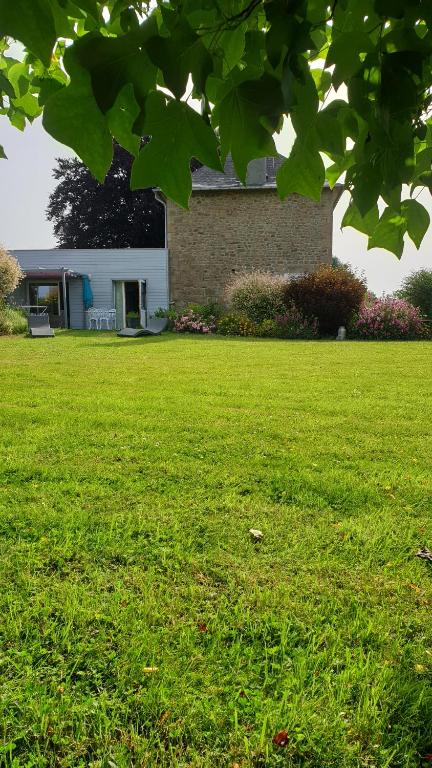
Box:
[167,187,341,307]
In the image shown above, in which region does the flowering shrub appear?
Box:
[284,265,366,335]
[274,303,319,339]
[350,298,426,340]
[174,310,216,334]
[217,313,257,336]
[0,246,23,300]
[225,271,286,324]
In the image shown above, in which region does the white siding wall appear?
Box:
[11,249,169,329]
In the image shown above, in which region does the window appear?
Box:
[28,283,62,315]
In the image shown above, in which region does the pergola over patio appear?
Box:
[20,267,84,329]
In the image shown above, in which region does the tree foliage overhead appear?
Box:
[46,142,165,248]
[1,0,432,256]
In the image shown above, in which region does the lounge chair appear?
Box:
[28,315,55,338]
[117,318,168,338]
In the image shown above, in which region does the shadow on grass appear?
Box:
[59,330,173,346]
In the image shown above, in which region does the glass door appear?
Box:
[124,281,140,328]
[28,283,63,326]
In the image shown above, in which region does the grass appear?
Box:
[0,332,432,768]
[0,302,27,336]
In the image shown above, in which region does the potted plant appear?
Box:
[126,311,140,329]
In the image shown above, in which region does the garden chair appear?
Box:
[28,315,55,338]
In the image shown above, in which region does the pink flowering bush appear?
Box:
[174,310,216,334]
[350,298,426,340]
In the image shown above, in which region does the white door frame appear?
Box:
[114,279,147,328]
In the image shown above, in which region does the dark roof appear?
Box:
[192,155,286,191]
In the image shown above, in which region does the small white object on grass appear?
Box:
[336,326,347,341]
[249,528,264,542]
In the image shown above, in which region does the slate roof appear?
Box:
[191,155,286,191]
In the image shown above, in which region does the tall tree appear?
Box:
[1,0,432,257]
[46,143,165,249]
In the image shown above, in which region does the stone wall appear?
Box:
[167,187,341,307]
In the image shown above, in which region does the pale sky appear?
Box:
[1,115,431,295]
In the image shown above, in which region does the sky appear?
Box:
[1,115,432,295]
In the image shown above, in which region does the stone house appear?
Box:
[163,155,343,307]
[9,155,342,328]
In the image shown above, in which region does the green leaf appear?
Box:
[70,0,100,21]
[316,108,345,156]
[414,147,432,178]
[368,207,407,259]
[48,0,76,37]
[277,139,325,202]
[375,0,405,19]
[12,91,41,119]
[106,83,140,157]
[326,151,354,188]
[146,17,212,99]
[217,27,246,74]
[37,77,65,107]
[0,0,56,66]
[401,199,430,249]
[9,110,26,130]
[0,71,16,100]
[131,93,221,208]
[74,32,157,113]
[342,202,379,236]
[327,30,374,89]
[0,143,7,159]
[6,63,29,98]
[214,76,281,183]
[288,57,319,134]
[43,48,113,182]
[311,68,332,100]
[347,162,382,216]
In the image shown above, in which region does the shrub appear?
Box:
[349,298,426,340]
[174,309,216,334]
[0,246,23,300]
[256,319,279,337]
[216,313,257,336]
[153,306,177,329]
[284,265,366,335]
[397,269,432,320]
[186,302,223,322]
[225,271,286,324]
[251,304,319,339]
[275,303,319,339]
[0,301,27,335]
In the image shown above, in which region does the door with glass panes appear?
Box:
[28,282,65,327]
[113,280,147,329]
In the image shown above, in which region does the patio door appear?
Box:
[28,282,65,327]
[113,280,147,329]
[124,281,140,327]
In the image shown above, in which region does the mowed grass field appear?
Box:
[1,332,432,768]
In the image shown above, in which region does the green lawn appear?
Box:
[1,332,432,768]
